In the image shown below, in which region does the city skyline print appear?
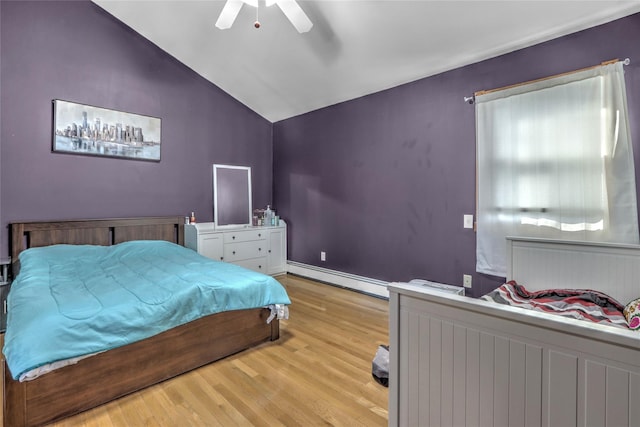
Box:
[53,99,162,162]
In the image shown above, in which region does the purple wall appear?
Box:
[0,1,274,258]
[2,2,639,296]
[273,13,640,296]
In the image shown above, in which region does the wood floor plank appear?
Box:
[3,275,389,426]
[140,385,206,427]
[183,372,247,427]
[227,348,331,426]
[262,345,387,425]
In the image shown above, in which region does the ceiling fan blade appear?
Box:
[215,0,244,30]
[275,0,313,33]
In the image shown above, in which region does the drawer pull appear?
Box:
[258,248,262,252]
[258,233,262,237]
[232,251,236,255]
[232,236,236,240]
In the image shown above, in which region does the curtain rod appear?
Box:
[463,58,630,104]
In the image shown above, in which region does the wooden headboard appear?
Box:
[10,216,185,274]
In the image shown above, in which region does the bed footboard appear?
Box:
[388,284,640,427]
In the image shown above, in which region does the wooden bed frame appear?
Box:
[3,217,280,426]
[389,237,640,427]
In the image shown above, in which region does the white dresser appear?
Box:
[185,222,287,276]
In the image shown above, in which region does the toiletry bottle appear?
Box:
[190,212,196,224]
[265,205,272,227]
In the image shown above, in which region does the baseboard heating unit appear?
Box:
[404,279,465,296]
[286,261,388,298]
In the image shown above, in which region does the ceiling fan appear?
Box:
[216,0,313,33]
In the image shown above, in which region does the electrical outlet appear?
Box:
[464,214,474,229]
[463,274,472,288]
[320,251,326,262]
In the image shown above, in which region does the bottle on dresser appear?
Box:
[265,206,278,226]
[264,205,273,227]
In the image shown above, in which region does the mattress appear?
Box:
[3,240,291,380]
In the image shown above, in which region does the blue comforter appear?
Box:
[3,240,291,380]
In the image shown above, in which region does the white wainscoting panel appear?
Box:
[389,284,640,427]
[397,309,548,427]
[507,237,640,305]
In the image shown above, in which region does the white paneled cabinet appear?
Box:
[185,222,286,276]
[267,226,286,275]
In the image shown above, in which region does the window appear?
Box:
[476,61,639,277]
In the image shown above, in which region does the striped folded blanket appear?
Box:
[481,281,628,328]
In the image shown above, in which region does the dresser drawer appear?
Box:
[185,223,286,276]
[223,229,267,244]
[234,257,267,273]
[224,240,266,262]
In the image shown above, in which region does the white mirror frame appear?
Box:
[213,164,252,229]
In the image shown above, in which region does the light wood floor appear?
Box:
[2,275,389,426]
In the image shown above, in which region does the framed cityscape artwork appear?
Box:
[52,99,162,162]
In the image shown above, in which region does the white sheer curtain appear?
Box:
[476,61,639,277]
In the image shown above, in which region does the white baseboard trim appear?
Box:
[286,261,389,298]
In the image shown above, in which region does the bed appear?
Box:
[388,237,640,427]
[3,217,287,427]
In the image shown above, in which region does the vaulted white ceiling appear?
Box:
[92,1,640,123]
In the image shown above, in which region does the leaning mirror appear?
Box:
[213,164,252,228]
